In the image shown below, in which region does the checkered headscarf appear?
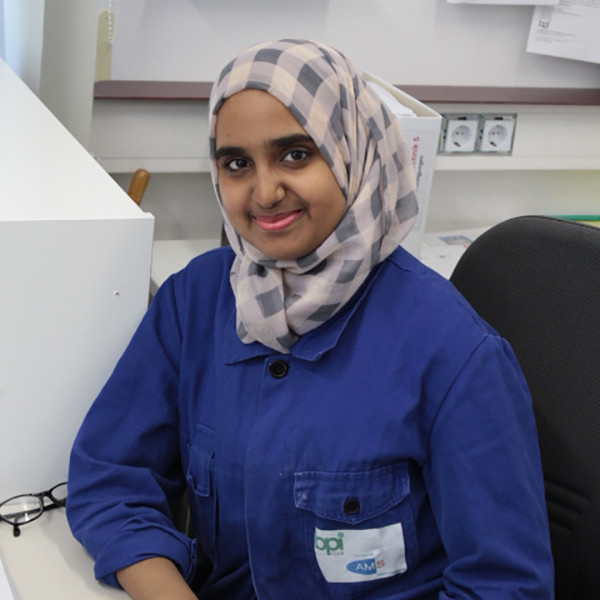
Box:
[209,39,418,353]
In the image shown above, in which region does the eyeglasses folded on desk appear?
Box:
[0,482,67,537]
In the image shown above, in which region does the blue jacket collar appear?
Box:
[222,259,383,364]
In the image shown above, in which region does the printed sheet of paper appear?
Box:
[527,0,600,64]
[448,0,559,5]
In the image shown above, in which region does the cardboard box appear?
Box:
[362,72,442,257]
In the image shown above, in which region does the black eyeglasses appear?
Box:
[0,482,67,537]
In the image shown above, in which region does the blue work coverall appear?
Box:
[67,246,554,599]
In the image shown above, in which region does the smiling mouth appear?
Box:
[253,209,304,232]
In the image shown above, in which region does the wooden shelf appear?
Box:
[94,80,600,106]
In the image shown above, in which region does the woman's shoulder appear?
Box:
[349,246,514,405]
[379,246,497,341]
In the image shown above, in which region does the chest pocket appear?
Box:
[294,462,418,596]
[295,462,409,523]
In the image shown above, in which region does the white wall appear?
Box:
[2,0,98,146]
[97,93,600,242]
[112,171,222,241]
[108,0,599,88]
[100,0,600,242]
[38,0,98,147]
[9,0,596,243]
[427,169,600,232]
[0,0,4,59]
[110,167,600,243]
[1,0,45,93]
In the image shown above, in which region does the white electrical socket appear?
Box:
[441,115,480,153]
[479,114,516,154]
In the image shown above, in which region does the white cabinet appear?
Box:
[0,59,155,498]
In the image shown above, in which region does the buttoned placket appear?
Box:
[219,261,385,599]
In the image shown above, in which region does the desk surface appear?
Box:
[420,227,489,279]
[0,511,125,599]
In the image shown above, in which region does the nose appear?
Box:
[252,165,285,209]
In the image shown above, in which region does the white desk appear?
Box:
[0,511,125,599]
[420,227,489,279]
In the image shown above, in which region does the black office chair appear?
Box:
[449,215,600,599]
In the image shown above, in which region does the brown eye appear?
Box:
[225,157,250,171]
[282,149,310,163]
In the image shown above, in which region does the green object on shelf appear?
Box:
[554,215,600,221]
[553,215,600,228]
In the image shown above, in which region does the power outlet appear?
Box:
[479,114,516,154]
[440,115,481,153]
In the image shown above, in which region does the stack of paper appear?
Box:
[420,227,490,279]
[366,83,416,118]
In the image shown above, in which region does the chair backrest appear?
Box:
[450,215,600,599]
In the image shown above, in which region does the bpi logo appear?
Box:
[315,531,344,555]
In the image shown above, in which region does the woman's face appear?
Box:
[214,89,346,261]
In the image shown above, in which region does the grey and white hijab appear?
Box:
[209,39,418,354]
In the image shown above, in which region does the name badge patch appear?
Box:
[314,523,407,583]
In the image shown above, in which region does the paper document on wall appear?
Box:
[448,0,559,5]
[527,0,600,64]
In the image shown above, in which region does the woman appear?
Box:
[67,39,554,599]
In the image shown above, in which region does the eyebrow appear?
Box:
[272,134,314,148]
[214,145,246,160]
[214,134,315,160]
